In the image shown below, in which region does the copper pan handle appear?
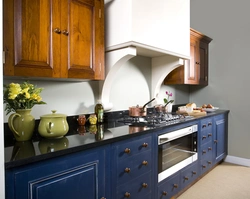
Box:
[142,98,155,109]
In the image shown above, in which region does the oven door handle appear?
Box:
[158,125,197,145]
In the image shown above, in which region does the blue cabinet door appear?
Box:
[213,114,228,163]
[5,146,109,199]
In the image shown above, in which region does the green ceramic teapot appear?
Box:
[38,110,69,139]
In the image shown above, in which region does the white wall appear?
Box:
[190,0,250,159]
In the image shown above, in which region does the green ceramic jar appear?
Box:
[38,110,69,139]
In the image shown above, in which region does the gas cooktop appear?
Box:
[116,111,194,128]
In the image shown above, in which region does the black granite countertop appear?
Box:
[4,108,229,169]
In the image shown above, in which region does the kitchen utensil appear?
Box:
[129,98,155,117]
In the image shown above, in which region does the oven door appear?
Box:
[158,127,198,182]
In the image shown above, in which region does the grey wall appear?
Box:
[190,0,250,159]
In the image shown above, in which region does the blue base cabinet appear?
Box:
[111,134,153,199]
[5,146,109,199]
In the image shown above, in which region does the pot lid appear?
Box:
[40,110,67,118]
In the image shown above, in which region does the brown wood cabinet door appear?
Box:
[3,0,104,80]
[66,0,105,80]
[3,0,56,77]
[199,41,209,85]
[186,36,200,84]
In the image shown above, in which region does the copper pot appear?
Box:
[129,98,155,117]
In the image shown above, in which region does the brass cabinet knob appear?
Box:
[208,147,212,151]
[54,28,61,34]
[202,165,206,168]
[62,29,69,36]
[100,197,106,199]
[162,191,168,196]
[202,135,207,140]
[124,168,131,173]
[208,122,212,126]
[184,176,189,181]
[202,124,206,128]
[124,148,131,154]
[202,150,206,154]
[214,140,218,143]
[208,133,212,137]
[173,184,178,188]
[142,183,148,188]
[208,161,212,165]
[142,142,148,147]
[142,160,148,166]
[192,171,197,175]
[124,192,130,198]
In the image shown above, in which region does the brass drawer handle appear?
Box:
[124,192,130,198]
[124,168,131,173]
[162,191,168,196]
[142,142,148,147]
[124,148,131,154]
[142,160,148,166]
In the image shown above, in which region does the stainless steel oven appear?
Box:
[158,124,198,182]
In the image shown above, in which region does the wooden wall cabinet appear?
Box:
[164,28,212,85]
[3,0,105,80]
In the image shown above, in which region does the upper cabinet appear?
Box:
[164,28,212,85]
[3,0,105,80]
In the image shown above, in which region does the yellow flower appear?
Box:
[22,87,30,99]
[8,83,21,100]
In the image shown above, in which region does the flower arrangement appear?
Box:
[3,82,46,115]
[163,91,174,107]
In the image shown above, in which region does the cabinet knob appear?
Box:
[214,140,218,143]
[208,122,212,126]
[208,161,212,165]
[202,135,207,140]
[208,147,212,151]
[142,142,148,147]
[202,124,207,128]
[173,184,178,188]
[202,150,206,154]
[100,198,106,199]
[124,148,131,154]
[62,29,69,36]
[124,168,131,173]
[162,191,168,196]
[202,165,206,168]
[208,133,212,137]
[54,28,61,34]
[184,176,189,181]
[192,171,197,175]
[142,160,148,166]
[142,183,148,188]
[124,192,131,198]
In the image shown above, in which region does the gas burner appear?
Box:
[117,112,187,127]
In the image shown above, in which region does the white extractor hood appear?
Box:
[101,0,190,110]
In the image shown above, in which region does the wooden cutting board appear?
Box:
[176,111,207,117]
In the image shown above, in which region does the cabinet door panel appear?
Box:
[4,0,55,77]
[31,164,97,199]
[67,0,105,79]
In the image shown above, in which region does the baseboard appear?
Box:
[224,155,250,167]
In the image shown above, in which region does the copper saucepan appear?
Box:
[129,98,155,117]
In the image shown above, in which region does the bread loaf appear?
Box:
[186,103,196,113]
